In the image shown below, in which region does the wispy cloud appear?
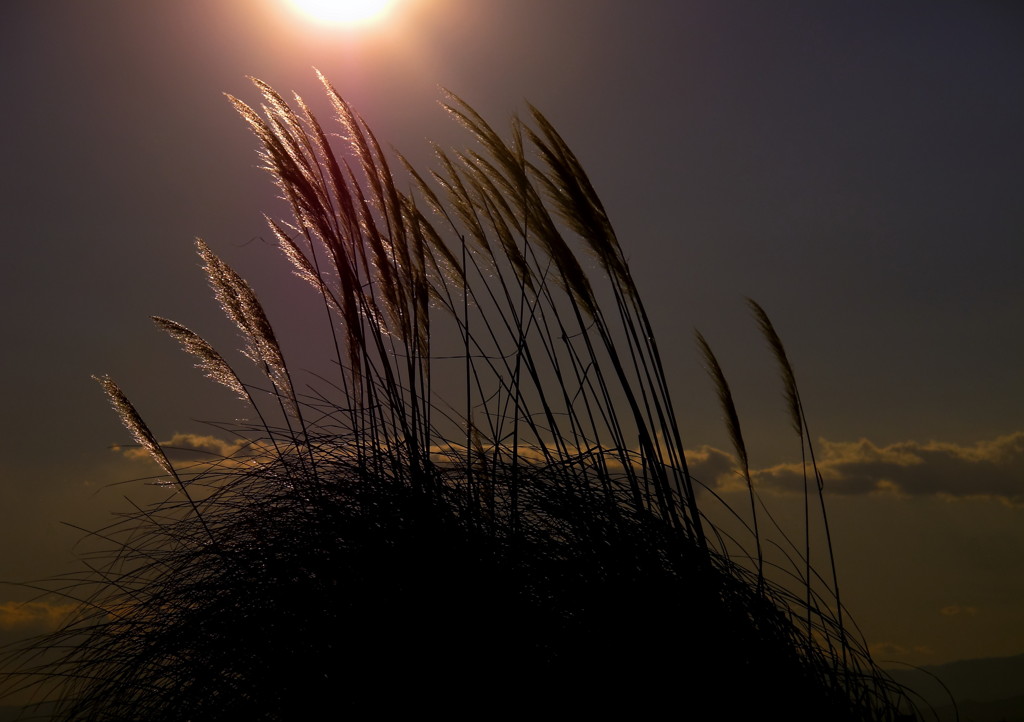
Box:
[116,433,253,461]
[114,433,276,479]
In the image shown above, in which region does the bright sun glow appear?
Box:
[290,0,395,24]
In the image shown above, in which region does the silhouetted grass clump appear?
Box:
[2,74,920,720]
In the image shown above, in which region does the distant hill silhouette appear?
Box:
[889,653,1024,722]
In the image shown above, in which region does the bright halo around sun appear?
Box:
[290,0,395,24]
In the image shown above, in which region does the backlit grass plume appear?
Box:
[1,74,921,720]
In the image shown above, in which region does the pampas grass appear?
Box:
[1,74,921,720]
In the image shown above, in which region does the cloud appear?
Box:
[755,433,1024,504]
[939,605,978,617]
[114,434,280,479]
[869,641,934,661]
[115,429,1024,505]
[684,445,740,491]
[692,432,1024,506]
[117,433,253,461]
[0,601,77,632]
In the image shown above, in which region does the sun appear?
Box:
[290,0,395,24]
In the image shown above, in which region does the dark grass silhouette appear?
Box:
[2,74,921,720]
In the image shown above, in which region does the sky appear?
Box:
[1,0,1023,676]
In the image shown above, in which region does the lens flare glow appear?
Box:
[290,0,394,24]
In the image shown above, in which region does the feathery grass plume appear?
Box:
[151,317,247,401]
[442,90,598,318]
[748,297,802,436]
[695,330,763,589]
[523,104,630,294]
[748,297,848,662]
[94,375,176,481]
[196,239,296,414]
[92,375,218,551]
[1,77,923,721]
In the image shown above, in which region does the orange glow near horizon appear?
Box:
[289,0,396,24]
